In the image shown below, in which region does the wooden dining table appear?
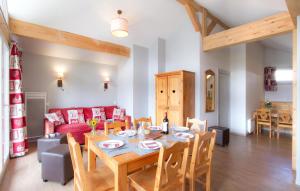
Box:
[85,130,195,191]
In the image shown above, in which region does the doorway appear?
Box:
[219,70,230,128]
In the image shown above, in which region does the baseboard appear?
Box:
[28,135,43,143]
[0,158,9,186]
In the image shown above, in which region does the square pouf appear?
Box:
[208,126,230,146]
[37,134,67,162]
[41,144,73,185]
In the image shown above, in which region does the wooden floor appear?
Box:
[0,133,299,191]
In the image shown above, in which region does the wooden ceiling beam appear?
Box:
[285,0,300,26]
[207,20,217,35]
[203,12,295,51]
[177,0,229,35]
[9,18,131,57]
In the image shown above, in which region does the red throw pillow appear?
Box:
[112,108,126,121]
[67,109,85,124]
[46,110,66,126]
[92,107,106,120]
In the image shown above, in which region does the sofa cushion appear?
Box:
[92,107,106,120]
[104,106,118,119]
[47,110,66,126]
[113,108,126,121]
[67,109,85,124]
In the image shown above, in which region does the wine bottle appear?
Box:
[162,112,169,134]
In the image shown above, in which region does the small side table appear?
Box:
[37,134,67,162]
[208,126,230,146]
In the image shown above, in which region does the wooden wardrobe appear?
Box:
[155,70,195,126]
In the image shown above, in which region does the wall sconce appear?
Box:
[57,72,64,90]
[104,77,110,91]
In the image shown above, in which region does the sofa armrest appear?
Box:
[44,118,55,136]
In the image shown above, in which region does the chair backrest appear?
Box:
[104,121,125,135]
[256,109,271,123]
[190,130,216,177]
[186,118,208,132]
[278,110,292,125]
[67,133,86,191]
[133,117,152,129]
[154,142,189,191]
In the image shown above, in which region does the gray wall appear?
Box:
[22,52,118,109]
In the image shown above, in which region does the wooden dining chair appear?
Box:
[133,117,152,129]
[104,121,129,135]
[186,118,208,132]
[187,130,216,191]
[277,110,293,139]
[128,142,189,191]
[256,108,273,138]
[67,133,114,191]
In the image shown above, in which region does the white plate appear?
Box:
[99,140,125,149]
[139,140,162,150]
[173,126,189,132]
[117,130,137,137]
[174,132,194,139]
[148,126,162,131]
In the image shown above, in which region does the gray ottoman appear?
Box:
[41,144,73,185]
[37,134,67,162]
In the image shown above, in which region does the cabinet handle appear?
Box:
[160,90,163,93]
[172,90,176,93]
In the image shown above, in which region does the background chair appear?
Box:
[256,109,273,138]
[133,117,152,129]
[277,110,293,139]
[187,130,216,191]
[67,133,113,191]
[128,142,189,191]
[104,121,127,135]
[186,118,208,132]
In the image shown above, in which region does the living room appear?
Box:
[1,0,300,191]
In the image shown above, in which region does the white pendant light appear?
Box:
[111,10,128,38]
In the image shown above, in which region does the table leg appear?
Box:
[115,164,128,191]
[88,144,96,171]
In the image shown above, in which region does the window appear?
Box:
[275,69,293,82]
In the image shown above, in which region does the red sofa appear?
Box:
[44,105,131,144]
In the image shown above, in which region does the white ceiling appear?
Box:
[7,0,291,62]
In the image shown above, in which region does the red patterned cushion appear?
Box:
[46,110,66,126]
[112,108,126,121]
[104,106,118,119]
[67,109,85,124]
[92,107,106,120]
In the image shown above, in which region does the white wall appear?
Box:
[200,45,230,126]
[22,52,118,108]
[246,42,265,133]
[229,44,247,135]
[133,45,149,118]
[165,18,201,118]
[264,47,292,102]
[148,38,166,121]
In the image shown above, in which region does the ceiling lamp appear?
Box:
[111,10,128,38]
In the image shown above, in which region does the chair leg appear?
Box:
[190,176,195,191]
[277,127,280,139]
[256,123,258,135]
[269,126,272,138]
[206,169,211,191]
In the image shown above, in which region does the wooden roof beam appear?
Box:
[203,12,295,51]
[9,18,131,57]
[285,0,300,26]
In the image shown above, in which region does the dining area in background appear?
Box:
[253,101,293,139]
[80,116,216,191]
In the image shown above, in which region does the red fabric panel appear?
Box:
[104,105,118,119]
[11,117,26,129]
[10,93,25,104]
[10,69,22,80]
[83,107,93,121]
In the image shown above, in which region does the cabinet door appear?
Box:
[156,76,168,125]
[167,75,182,126]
